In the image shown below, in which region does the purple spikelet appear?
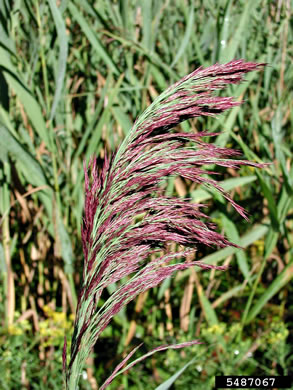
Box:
[64,60,265,389]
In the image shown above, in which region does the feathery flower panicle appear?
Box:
[64,60,265,389]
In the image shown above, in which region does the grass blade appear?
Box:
[192,175,257,202]
[155,357,196,390]
[199,290,218,326]
[219,0,260,63]
[47,0,68,121]
[140,0,153,51]
[177,224,269,280]
[0,124,53,219]
[0,124,47,187]
[171,3,194,67]
[68,2,119,75]
[245,261,293,323]
[221,213,251,284]
[0,47,50,147]
[85,73,124,159]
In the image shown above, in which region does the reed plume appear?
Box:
[64,60,265,389]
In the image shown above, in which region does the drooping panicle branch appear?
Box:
[65,60,265,389]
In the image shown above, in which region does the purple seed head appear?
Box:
[64,60,266,389]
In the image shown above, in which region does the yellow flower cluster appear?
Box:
[202,323,226,336]
[253,239,265,254]
[266,323,289,345]
[227,323,241,337]
[7,324,23,336]
[39,305,74,347]
[7,313,31,336]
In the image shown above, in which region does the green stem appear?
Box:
[1,162,14,326]
[68,359,79,390]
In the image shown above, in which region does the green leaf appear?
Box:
[157,277,172,300]
[177,224,269,280]
[0,124,47,187]
[221,213,251,284]
[256,171,279,231]
[0,47,50,147]
[219,0,260,63]
[171,3,194,67]
[199,289,218,326]
[85,73,124,159]
[73,73,112,164]
[68,2,119,75]
[272,105,293,193]
[47,0,68,121]
[215,69,264,147]
[155,357,196,390]
[0,124,52,218]
[140,0,152,51]
[213,283,253,307]
[192,175,257,202]
[58,214,74,275]
[246,261,293,323]
[112,107,132,136]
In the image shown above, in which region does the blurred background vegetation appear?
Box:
[0,0,292,389]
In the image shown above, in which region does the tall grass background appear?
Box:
[0,0,292,389]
